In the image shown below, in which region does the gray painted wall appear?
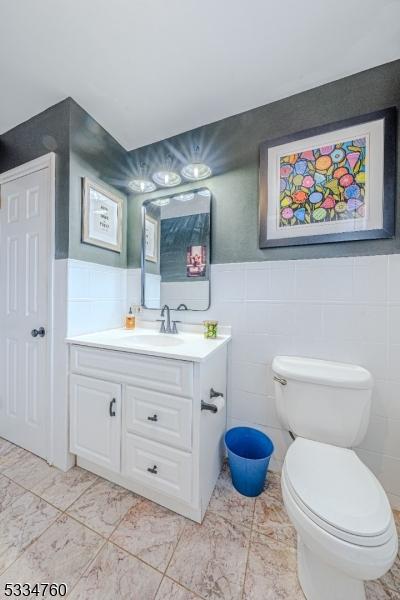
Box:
[127,60,400,267]
[68,100,129,268]
[0,99,70,258]
[0,98,130,267]
[2,60,399,269]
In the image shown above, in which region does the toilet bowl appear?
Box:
[282,438,398,600]
[272,356,398,600]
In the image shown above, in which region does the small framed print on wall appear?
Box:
[82,178,123,252]
[259,108,396,248]
[144,214,159,263]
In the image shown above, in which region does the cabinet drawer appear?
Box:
[70,345,193,397]
[123,434,192,503]
[125,386,192,450]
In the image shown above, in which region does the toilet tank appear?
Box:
[272,356,373,448]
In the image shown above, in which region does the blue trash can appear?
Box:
[225,427,274,497]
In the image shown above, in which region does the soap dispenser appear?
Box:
[125,306,136,330]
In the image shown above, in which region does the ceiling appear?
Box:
[1,0,400,151]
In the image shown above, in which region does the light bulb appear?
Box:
[128,179,156,193]
[152,171,181,187]
[181,163,212,181]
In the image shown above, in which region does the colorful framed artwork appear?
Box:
[82,178,123,252]
[259,108,396,248]
[144,214,159,263]
[186,245,206,277]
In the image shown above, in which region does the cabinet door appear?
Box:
[70,374,121,472]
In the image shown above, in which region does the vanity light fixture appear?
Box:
[152,170,182,188]
[128,179,157,193]
[181,162,212,181]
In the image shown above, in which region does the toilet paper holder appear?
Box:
[201,388,224,413]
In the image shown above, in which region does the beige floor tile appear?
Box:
[69,541,162,600]
[3,452,55,490]
[67,478,140,537]
[0,439,29,473]
[0,475,26,512]
[207,464,255,529]
[264,470,282,496]
[167,511,250,600]
[366,580,400,599]
[111,498,186,572]
[253,484,296,548]
[393,510,400,535]
[0,514,103,595]
[32,466,97,511]
[155,577,200,600]
[243,531,304,600]
[379,551,400,593]
[0,492,59,573]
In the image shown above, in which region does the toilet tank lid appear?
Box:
[272,356,373,389]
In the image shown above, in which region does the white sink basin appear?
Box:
[124,334,184,348]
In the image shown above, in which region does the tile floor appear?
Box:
[0,437,398,599]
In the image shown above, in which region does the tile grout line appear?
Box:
[240,488,257,600]
[63,537,108,598]
[157,516,192,598]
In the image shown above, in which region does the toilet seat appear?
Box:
[283,438,393,547]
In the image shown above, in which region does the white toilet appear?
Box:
[272,356,398,600]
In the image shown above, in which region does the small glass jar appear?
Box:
[204,320,218,339]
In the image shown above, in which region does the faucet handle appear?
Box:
[156,319,166,333]
[171,320,181,334]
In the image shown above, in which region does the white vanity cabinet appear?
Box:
[68,340,228,522]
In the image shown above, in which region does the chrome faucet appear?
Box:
[160,304,171,333]
[159,304,180,334]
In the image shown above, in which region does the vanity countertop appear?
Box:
[66,325,231,362]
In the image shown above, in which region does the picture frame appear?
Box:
[186,245,206,277]
[82,178,123,252]
[144,214,158,263]
[259,108,396,248]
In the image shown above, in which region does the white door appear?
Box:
[70,374,121,472]
[0,167,50,458]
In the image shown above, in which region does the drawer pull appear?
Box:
[147,414,158,422]
[109,398,116,417]
[147,465,158,475]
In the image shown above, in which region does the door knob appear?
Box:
[31,327,45,338]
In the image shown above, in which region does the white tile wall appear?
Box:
[128,255,400,508]
[67,259,127,336]
[70,257,400,508]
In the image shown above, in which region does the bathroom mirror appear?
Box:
[141,188,211,311]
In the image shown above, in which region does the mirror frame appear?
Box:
[141,187,212,311]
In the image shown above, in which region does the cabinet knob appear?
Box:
[147,465,158,474]
[147,414,158,422]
